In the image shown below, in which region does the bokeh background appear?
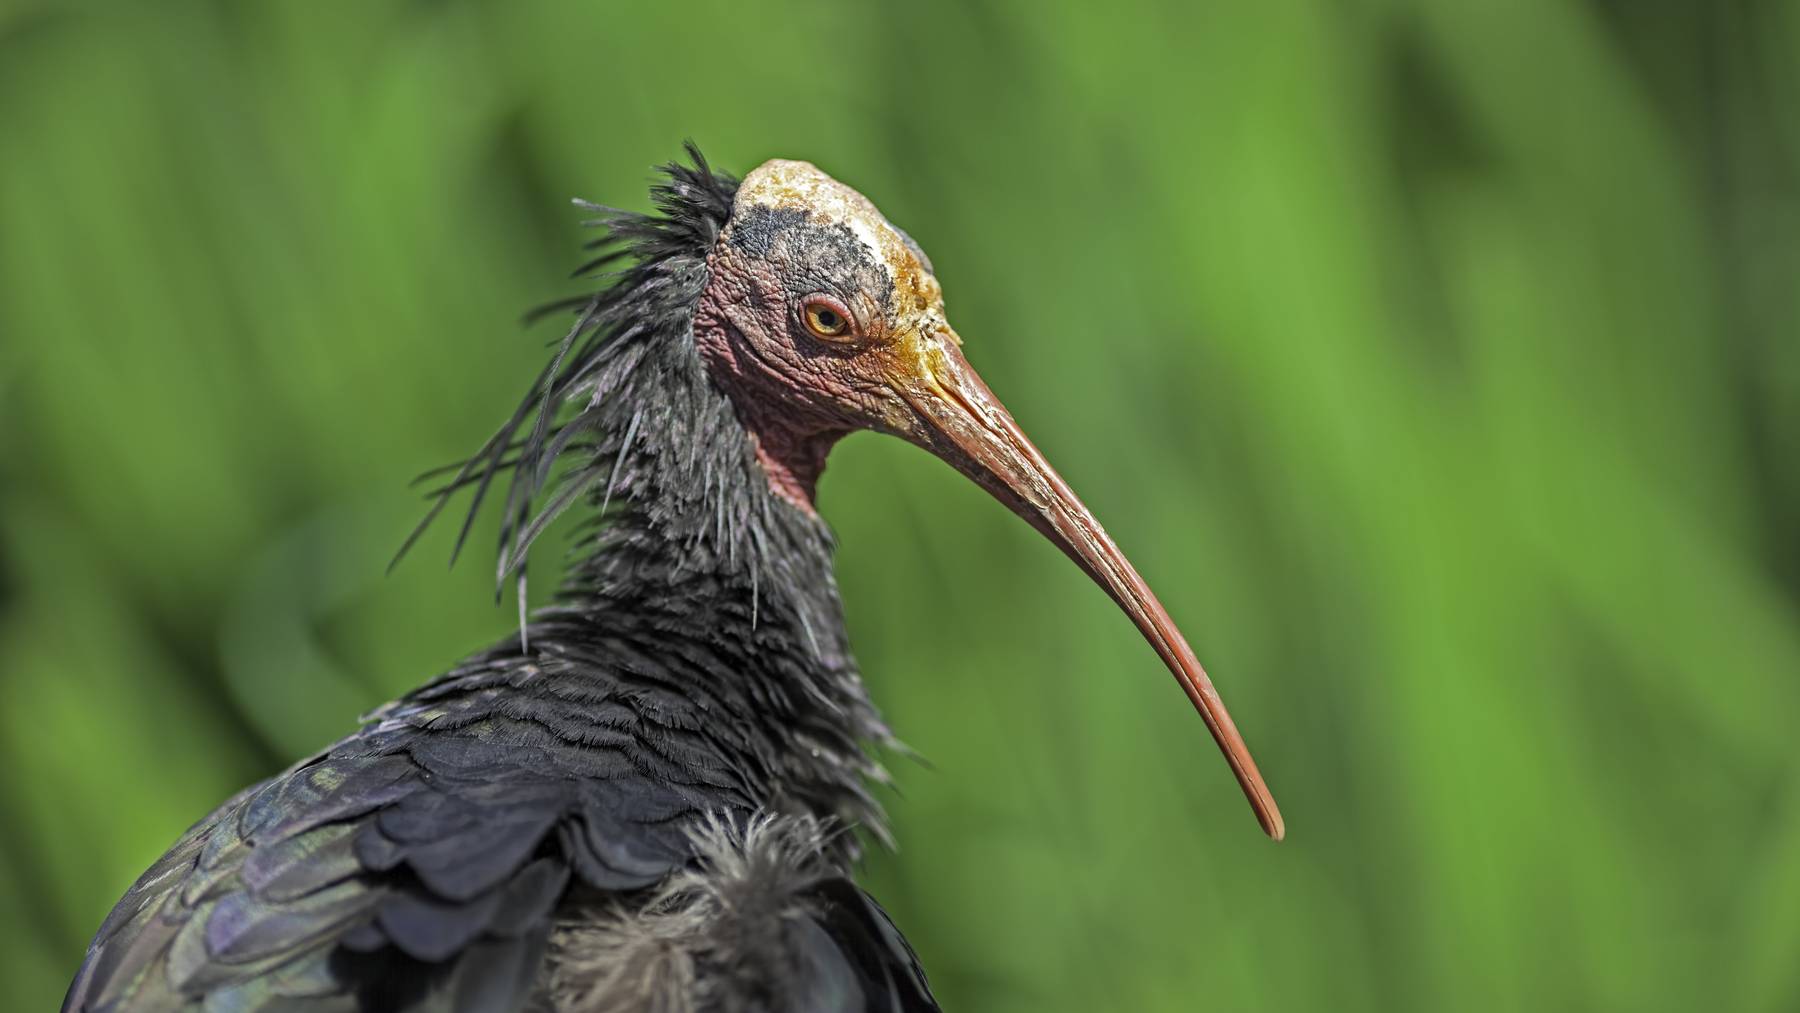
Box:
[2,1,1796,1009]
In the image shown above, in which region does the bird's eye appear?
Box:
[801,296,857,343]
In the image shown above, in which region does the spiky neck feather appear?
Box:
[408,146,893,847]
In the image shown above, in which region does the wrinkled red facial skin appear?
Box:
[692,242,906,513]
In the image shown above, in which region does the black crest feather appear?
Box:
[392,142,740,634]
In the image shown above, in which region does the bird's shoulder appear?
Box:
[65,644,930,1013]
[62,655,732,1013]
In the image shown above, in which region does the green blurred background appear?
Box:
[2,0,1796,1009]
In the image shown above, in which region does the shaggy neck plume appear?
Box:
[407,147,895,845]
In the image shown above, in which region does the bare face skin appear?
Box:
[693,159,1284,840]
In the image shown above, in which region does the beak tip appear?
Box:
[1251,789,1285,841]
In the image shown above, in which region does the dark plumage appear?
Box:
[65,144,1279,1013]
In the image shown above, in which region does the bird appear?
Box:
[63,144,1283,1013]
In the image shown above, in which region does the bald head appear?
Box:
[729,160,944,329]
[691,160,964,508]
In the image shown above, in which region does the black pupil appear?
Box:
[816,308,840,330]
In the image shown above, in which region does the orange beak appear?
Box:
[894,336,1284,840]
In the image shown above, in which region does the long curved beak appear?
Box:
[895,337,1284,840]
